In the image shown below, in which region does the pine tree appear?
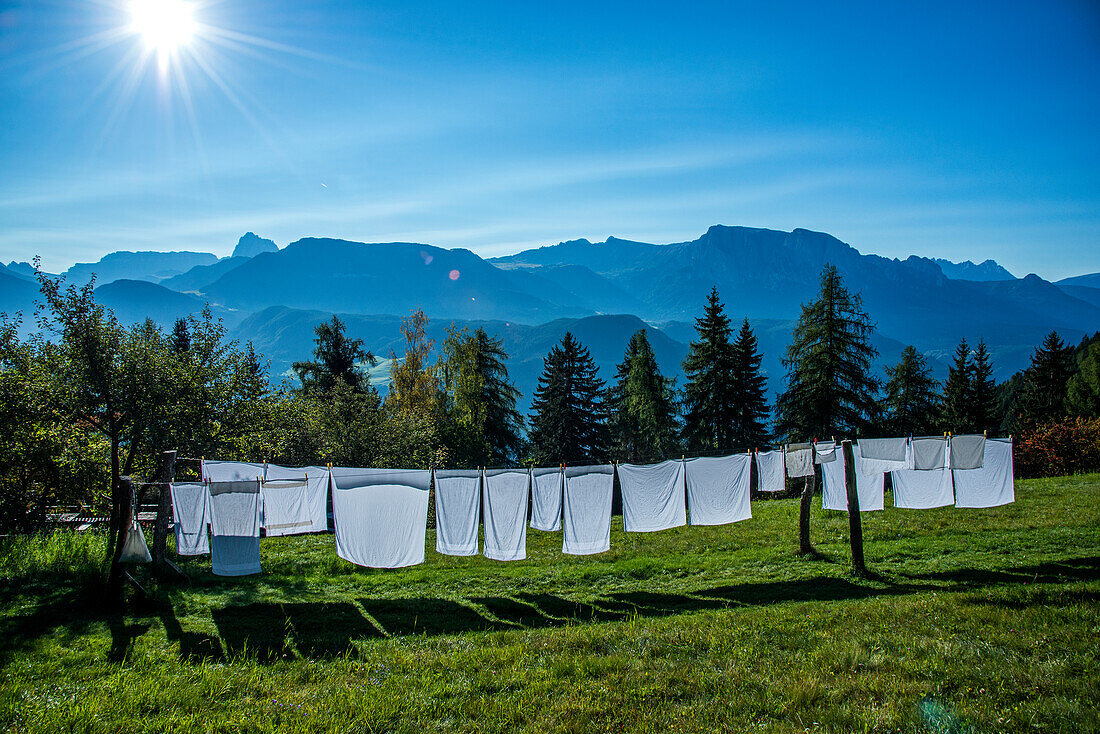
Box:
[881,345,939,435]
[1017,331,1075,425]
[681,287,737,452]
[940,338,973,433]
[969,339,998,432]
[293,315,375,394]
[607,329,679,462]
[1067,340,1100,417]
[171,318,191,353]
[439,326,525,465]
[774,265,879,441]
[528,332,607,464]
[729,318,770,448]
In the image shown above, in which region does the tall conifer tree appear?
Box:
[293,315,375,395]
[774,265,879,440]
[940,338,973,432]
[681,288,737,452]
[1017,331,1075,426]
[969,339,998,432]
[729,318,770,448]
[881,345,939,435]
[439,326,524,465]
[608,329,679,462]
[528,332,607,464]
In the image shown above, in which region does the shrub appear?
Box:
[1014,417,1100,478]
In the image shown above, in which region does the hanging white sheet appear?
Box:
[208,480,262,576]
[263,464,329,535]
[684,453,752,526]
[201,460,265,482]
[821,450,885,511]
[433,469,481,556]
[329,468,430,568]
[892,465,954,509]
[618,459,687,532]
[170,481,210,556]
[755,450,786,492]
[562,465,614,555]
[954,438,1014,508]
[530,466,563,531]
[482,469,530,561]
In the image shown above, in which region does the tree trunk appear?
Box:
[152,450,176,576]
[107,435,122,565]
[108,475,135,603]
[842,440,867,575]
[798,470,816,555]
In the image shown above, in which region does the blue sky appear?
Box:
[1,0,1098,279]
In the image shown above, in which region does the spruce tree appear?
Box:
[171,318,191,353]
[439,326,525,465]
[528,332,607,464]
[1067,340,1100,417]
[969,339,998,432]
[1017,331,1075,425]
[774,265,879,440]
[881,345,939,435]
[607,329,679,462]
[293,315,375,395]
[681,287,737,452]
[940,338,973,433]
[729,318,770,448]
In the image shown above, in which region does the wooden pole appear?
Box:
[152,450,186,581]
[798,469,815,555]
[842,440,866,575]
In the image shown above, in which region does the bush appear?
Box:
[1014,417,1100,478]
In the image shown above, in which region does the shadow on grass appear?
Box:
[2,555,1097,666]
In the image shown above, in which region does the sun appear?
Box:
[129,0,196,55]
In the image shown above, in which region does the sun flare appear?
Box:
[129,0,196,54]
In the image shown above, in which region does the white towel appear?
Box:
[201,460,265,482]
[482,469,530,561]
[784,443,814,477]
[954,438,1014,508]
[618,459,687,532]
[909,437,948,471]
[949,434,986,470]
[755,450,785,492]
[562,465,614,555]
[814,442,838,464]
[330,468,430,569]
[821,450,885,512]
[263,464,329,534]
[530,466,563,531]
[170,481,209,556]
[209,480,262,576]
[685,453,752,526]
[433,469,481,556]
[856,441,909,475]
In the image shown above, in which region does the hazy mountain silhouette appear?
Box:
[932,258,1015,281]
[65,250,218,285]
[161,257,250,292]
[232,232,278,259]
[1057,273,1100,289]
[94,280,242,328]
[198,238,591,322]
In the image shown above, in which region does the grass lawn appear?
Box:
[1,474,1098,733]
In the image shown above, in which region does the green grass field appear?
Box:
[1,475,1098,733]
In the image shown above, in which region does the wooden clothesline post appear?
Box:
[841,439,866,575]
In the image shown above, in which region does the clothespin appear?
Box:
[983,429,988,437]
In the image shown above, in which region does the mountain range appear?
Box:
[3,226,1097,407]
